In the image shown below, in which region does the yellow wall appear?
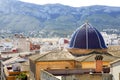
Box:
[36,60,75,80]
[81,61,96,69]
[81,61,110,69]
[33,60,110,80]
[103,61,110,67]
[76,74,102,80]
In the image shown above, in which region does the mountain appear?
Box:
[0,0,120,37]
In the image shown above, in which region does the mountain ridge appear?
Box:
[0,0,120,37]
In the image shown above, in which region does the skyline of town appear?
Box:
[0,22,120,80]
[0,0,120,80]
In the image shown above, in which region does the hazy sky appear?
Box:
[20,0,120,7]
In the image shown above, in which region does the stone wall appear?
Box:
[40,70,60,80]
[62,74,102,80]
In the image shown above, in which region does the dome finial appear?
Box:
[85,20,89,24]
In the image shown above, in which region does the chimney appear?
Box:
[95,55,103,72]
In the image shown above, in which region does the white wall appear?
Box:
[13,38,30,52]
[111,61,120,80]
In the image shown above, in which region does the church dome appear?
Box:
[68,22,107,56]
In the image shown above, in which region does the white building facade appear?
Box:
[101,32,120,45]
[110,59,120,80]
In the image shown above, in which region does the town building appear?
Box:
[29,22,118,80]
[110,59,120,80]
[13,34,30,52]
[2,56,29,80]
[101,32,120,45]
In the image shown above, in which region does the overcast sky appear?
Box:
[20,0,120,7]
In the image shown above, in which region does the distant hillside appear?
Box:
[0,0,120,37]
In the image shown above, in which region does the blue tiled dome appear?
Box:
[69,23,107,49]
